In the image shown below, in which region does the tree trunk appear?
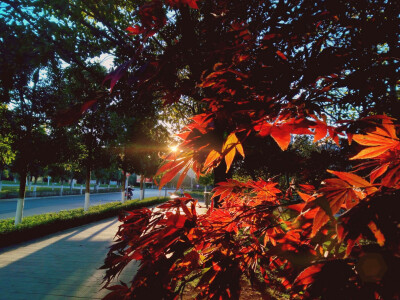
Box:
[15,168,27,225]
[69,174,74,191]
[84,165,91,211]
[140,175,145,200]
[121,170,126,203]
[27,175,31,192]
[213,160,232,208]
[60,179,64,196]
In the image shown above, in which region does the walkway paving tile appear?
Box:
[0,217,137,300]
[0,199,208,300]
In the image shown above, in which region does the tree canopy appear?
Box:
[1,0,399,297]
[99,0,400,299]
[0,0,174,221]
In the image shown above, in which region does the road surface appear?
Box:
[0,188,175,219]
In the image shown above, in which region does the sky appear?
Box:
[95,53,115,70]
[60,53,116,71]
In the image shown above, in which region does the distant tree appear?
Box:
[1,0,137,77]
[51,63,118,210]
[126,123,169,199]
[112,110,169,201]
[5,85,54,224]
[0,104,15,175]
[2,0,174,209]
[0,19,61,223]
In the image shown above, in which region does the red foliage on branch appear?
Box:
[100,0,400,298]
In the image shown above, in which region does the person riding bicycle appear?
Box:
[127,186,134,200]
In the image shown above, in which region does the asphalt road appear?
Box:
[0,188,174,219]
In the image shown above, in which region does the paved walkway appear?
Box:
[0,217,137,300]
[0,200,208,300]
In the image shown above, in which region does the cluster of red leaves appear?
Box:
[154,112,346,189]
[103,117,400,299]
[102,182,312,299]
[351,119,400,188]
[289,118,400,299]
[126,0,166,39]
[125,0,199,39]
[99,0,400,298]
[165,0,199,9]
[55,99,98,126]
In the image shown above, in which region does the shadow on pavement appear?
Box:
[0,218,137,300]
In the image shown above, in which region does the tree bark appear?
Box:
[15,168,27,225]
[69,174,74,191]
[140,175,145,200]
[27,175,31,192]
[84,163,91,211]
[213,160,232,208]
[60,179,64,196]
[121,170,127,203]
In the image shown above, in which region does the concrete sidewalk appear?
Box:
[0,217,137,300]
[0,200,208,300]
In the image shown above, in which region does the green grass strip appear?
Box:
[187,191,207,198]
[0,197,168,248]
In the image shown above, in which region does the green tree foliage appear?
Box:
[0,104,15,168]
[1,0,176,220]
[1,0,136,74]
[110,91,169,199]
[0,18,60,223]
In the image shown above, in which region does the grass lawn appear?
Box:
[0,180,17,185]
[0,186,62,193]
[187,191,207,198]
